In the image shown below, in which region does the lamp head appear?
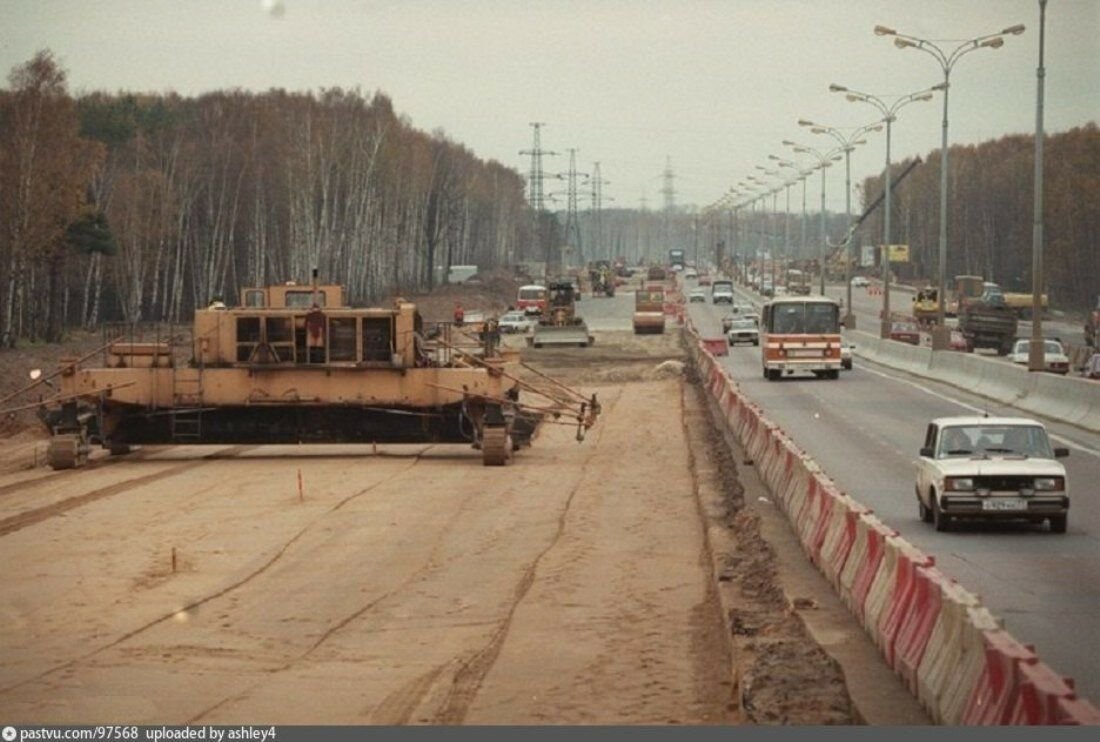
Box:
[874,25,896,36]
[797,118,815,127]
[1003,24,1026,35]
[981,37,1005,49]
[895,37,916,49]
[828,83,847,93]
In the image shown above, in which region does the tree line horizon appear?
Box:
[0,50,1096,343]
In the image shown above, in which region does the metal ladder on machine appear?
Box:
[170,356,204,443]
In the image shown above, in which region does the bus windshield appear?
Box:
[770,302,839,334]
[519,288,546,301]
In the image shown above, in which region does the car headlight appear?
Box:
[1034,477,1065,491]
[945,477,975,491]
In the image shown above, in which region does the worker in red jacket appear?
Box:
[454,303,465,326]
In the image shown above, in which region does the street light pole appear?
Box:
[800,119,881,325]
[783,140,842,295]
[830,83,941,338]
[874,22,1026,348]
[1028,0,1048,372]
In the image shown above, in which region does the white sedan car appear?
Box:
[1007,338,1070,374]
[726,318,760,346]
[497,310,535,334]
[851,276,870,287]
[915,416,1070,533]
[688,287,708,303]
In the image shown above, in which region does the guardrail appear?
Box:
[849,328,1100,433]
[685,317,1100,725]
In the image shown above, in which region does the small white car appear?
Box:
[688,287,707,303]
[1008,338,1070,374]
[711,281,735,304]
[684,268,698,280]
[727,318,760,346]
[915,416,1070,533]
[497,310,535,334]
[851,276,870,288]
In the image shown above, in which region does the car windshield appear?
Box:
[937,424,1054,459]
[730,320,756,330]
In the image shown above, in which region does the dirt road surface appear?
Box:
[0,327,881,725]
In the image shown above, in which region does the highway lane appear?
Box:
[686,292,1100,703]
[826,279,1086,351]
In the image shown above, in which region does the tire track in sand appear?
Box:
[0,445,433,697]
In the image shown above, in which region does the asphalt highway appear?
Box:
[674,285,1100,703]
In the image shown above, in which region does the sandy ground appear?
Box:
[0,326,872,725]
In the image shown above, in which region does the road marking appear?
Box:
[857,362,1100,459]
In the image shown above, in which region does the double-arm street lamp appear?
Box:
[783,141,843,295]
[799,119,881,328]
[874,22,1026,348]
[829,83,942,338]
[770,156,817,270]
[755,165,784,291]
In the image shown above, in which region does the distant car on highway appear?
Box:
[1007,338,1070,374]
[889,321,921,345]
[726,318,760,346]
[711,280,735,304]
[684,268,698,280]
[915,416,1070,533]
[497,310,535,334]
[851,276,870,288]
[689,287,707,303]
[721,305,757,333]
[698,274,711,286]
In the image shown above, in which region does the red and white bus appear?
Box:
[760,296,842,380]
[516,284,548,316]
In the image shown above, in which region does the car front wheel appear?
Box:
[1050,515,1068,534]
[932,492,951,532]
[918,493,932,523]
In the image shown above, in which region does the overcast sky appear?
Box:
[3,0,1098,213]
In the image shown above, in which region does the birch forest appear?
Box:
[1,50,1097,344]
[0,51,532,342]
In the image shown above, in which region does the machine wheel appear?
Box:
[46,434,87,470]
[108,443,132,456]
[932,493,951,532]
[1049,515,1068,534]
[826,370,840,380]
[533,343,543,349]
[482,426,512,466]
[766,369,781,382]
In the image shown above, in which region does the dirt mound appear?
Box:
[386,271,521,323]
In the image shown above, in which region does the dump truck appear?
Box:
[633,284,666,334]
[30,278,600,468]
[531,280,593,348]
[959,290,1019,355]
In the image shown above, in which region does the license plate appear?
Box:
[787,349,821,358]
[982,498,1027,511]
